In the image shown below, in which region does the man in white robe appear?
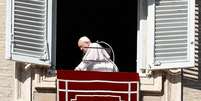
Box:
[74,36,119,72]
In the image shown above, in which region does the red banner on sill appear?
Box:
[57,70,139,101]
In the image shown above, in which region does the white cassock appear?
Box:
[75,43,119,72]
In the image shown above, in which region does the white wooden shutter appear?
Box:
[6,0,53,65]
[151,0,195,69]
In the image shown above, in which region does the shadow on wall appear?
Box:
[182,0,201,90]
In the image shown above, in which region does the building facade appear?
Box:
[0,0,201,101]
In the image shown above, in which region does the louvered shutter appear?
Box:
[6,0,53,65]
[151,0,195,69]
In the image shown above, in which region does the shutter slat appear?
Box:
[156,13,187,18]
[159,0,186,1]
[15,18,44,25]
[156,9,187,15]
[15,22,44,29]
[155,51,187,56]
[15,28,44,36]
[155,55,187,59]
[156,17,187,23]
[13,51,42,58]
[155,35,187,39]
[15,11,44,19]
[155,43,187,47]
[156,5,187,10]
[155,26,187,29]
[15,5,45,12]
[15,14,44,21]
[155,47,187,52]
[15,6,45,14]
[15,23,44,31]
[15,9,45,16]
[15,1,45,8]
[156,1,187,6]
[14,27,44,33]
[15,0,45,5]
[155,30,187,34]
[14,36,43,45]
[155,43,187,49]
[14,44,44,52]
[13,53,41,58]
[156,22,187,27]
[14,35,44,43]
[156,56,187,63]
[14,39,44,47]
[156,27,187,32]
[14,47,43,54]
[155,39,187,44]
[14,31,44,38]
[156,8,187,12]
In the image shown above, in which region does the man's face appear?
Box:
[79,41,90,53]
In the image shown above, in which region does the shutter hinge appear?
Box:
[9,34,15,59]
[154,61,161,66]
[11,34,14,43]
[145,65,152,77]
[40,43,49,61]
[40,51,48,61]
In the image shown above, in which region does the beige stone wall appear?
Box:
[141,71,182,101]
[14,63,56,101]
[0,0,15,101]
[33,93,56,101]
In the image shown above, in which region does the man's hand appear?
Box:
[74,67,82,71]
[74,66,87,71]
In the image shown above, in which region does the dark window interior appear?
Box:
[56,0,137,72]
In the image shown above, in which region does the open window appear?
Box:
[56,0,137,72]
[5,0,56,66]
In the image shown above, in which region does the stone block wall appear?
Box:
[0,0,15,101]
